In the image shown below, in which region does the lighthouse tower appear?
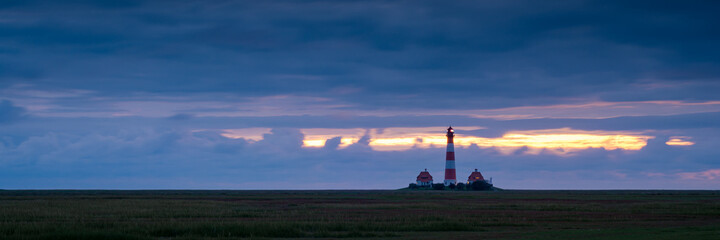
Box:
[444,126,457,186]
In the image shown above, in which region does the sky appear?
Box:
[1,0,719,189]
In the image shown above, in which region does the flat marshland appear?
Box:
[1,190,719,239]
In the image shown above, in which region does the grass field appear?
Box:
[1,190,719,239]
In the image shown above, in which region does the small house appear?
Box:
[467,169,485,184]
[416,169,433,186]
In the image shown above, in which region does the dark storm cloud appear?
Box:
[2,0,719,109]
[2,1,720,189]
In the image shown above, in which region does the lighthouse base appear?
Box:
[444,179,456,186]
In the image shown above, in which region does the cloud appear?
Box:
[255,128,305,152]
[1,1,719,189]
[0,100,26,124]
[270,127,654,153]
[666,136,694,146]
[1,121,719,189]
[167,113,194,120]
[322,136,342,150]
[678,169,720,180]
[1,1,719,111]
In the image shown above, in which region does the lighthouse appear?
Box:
[444,126,457,186]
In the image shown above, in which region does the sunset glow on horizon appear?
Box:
[221,127,653,154]
[3,1,719,191]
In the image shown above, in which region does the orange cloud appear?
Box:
[665,136,695,146]
[221,127,653,155]
[362,128,652,153]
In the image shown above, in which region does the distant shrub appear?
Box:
[456,183,466,190]
[470,181,492,191]
[432,183,445,190]
[448,183,456,190]
[408,183,418,189]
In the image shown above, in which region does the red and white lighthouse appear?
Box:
[444,126,457,186]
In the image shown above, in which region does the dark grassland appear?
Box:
[1,190,719,239]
